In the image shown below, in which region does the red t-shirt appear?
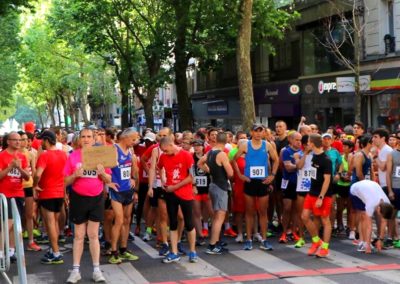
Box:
[332,140,343,154]
[137,144,151,183]
[0,150,28,198]
[141,144,159,184]
[31,138,42,150]
[158,150,194,200]
[36,149,68,199]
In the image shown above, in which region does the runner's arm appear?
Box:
[386,154,394,199]
[148,147,158,189]
[197,154,209,173]
[319,173,331,199]
[268,142,279,176]
[220,152,233,178]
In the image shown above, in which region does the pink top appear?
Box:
[64,149,111,197]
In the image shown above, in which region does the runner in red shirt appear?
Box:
[0,131,30,262]
[157,136,198,263]
[33,130,68,265]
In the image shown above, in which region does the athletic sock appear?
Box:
[112,250,118,257]
[119,247,127,254]
[321,242,329,249]
[72,265,80,273]
[93,263,101,273]
[312,236,321,243]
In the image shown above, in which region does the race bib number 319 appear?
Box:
[250,166,265,178]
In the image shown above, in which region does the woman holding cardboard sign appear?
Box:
[64,128,112,284]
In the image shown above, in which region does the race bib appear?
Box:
[8,168,21,178]
[121,167,131,180]
[310,167,317,180]
[395,166,400,178]
[82,170,98,179]
[281,179,288,189]
[250,166,265,178]
[195,176,208,187]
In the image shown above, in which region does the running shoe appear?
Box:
[108,255,122,264]
[243,240,253,251]
[235,233,244,243]
[159,243,170,256]
[120,250,139,261]
[266,230,274,238]
[10,254,17,263]
[23,231,28,239]
[260,240,273,251]
[279,233,288,244]
[178,242,187,255]
[224,228,238,237]
[292,232,301,242]
[316,248,329,258]
[162,252,180,263]
[196,237,206,246]
[294,238,306,248]
[348,230,356,240]
[383,239,394,249]
[66,271,81,284]
[202,228,209,238]
[357,242,366,252]
[352,239,360,245]
[128,232,135,242]
[142,232,152,242]
[35,235,49,244]
[27,242,41,252]
[307,240,322,256]
[393,240,400,248]
[253,232,263,243]
[189,251,198,263]
[205,244,224,255]
[40,252,64,265]
[217,240,228,247]
[92,270,106,283]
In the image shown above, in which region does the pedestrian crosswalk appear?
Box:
[12,237,400,284]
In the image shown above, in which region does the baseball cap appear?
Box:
[191,139,204,146]
[322,133,332,139]
[144,132,156,142]
[252,123,264,131]
[38,130,56,143]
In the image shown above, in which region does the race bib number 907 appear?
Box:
[250,166,265,178]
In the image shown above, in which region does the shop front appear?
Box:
[367,67,400,131]
[300,75,355,130]
[253,81,301,129]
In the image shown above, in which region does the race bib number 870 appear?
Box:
[250,166,265,178]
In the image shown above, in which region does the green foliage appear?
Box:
[0,0,34,15]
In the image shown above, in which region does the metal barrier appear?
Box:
[0,195,28,284]
[0,194,11,284]
[11,198,27,284]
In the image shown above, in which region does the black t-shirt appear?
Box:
[193,153,210,194]
[309,152,332,197]
[275,136,289,155]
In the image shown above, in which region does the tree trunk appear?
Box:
[59,92,70,131]
[236,0,255,132]
[143,97,154,129]
[173,1,193,131]
[37,106,45,129]
[48,101,56,127]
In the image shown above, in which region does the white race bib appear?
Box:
[195,176,208,187]
[310,167,317,180]
[395,166,400,178]
[281,179,288,189]
[82,170,98,179]
[250,166,265,178]
[121,167,131,180]
[8,168,21,178]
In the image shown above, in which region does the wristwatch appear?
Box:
[318,195,324,200]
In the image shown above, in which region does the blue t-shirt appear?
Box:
[325,148,342,175]
[282,146,300,184]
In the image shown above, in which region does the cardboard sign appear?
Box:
[82,146,118,170]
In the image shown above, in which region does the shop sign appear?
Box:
[289,84,300,95]
[318,80,336,94]
[264,89,279,97]
[336,76,371,92]
[207,101,228,115]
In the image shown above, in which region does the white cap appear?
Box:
[144,132,156,142]
[322,133,332,139]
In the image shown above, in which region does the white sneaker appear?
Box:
[357,241,366,252]
[348,231,356,240]
[92,271,106,283]
[235,233,243,243]
[142,232,152,242]
[253,233,263,243]
[66,271,81,284]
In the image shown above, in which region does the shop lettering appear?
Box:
[264,89,279,97]
[318,80,336,94]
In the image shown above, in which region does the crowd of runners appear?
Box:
[1,118,400,283]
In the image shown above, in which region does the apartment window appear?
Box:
[388,0,394,36]
[272,41,292,70]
